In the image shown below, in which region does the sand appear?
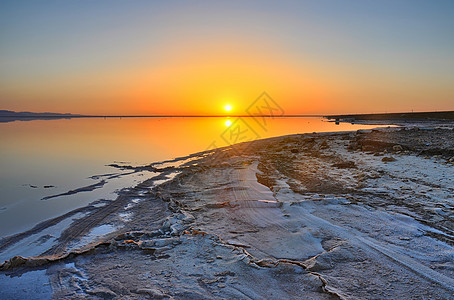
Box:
[1,126,453,299]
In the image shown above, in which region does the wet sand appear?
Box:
[1,125,454,299]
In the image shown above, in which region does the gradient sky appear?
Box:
[1,0,453,115]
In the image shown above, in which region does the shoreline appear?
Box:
[324,110,454,126]
[1,124,454,298]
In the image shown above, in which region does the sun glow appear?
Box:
[224,104,232,112]
[225,119,232,127]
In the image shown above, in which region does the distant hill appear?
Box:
[0,110,80,117]
[0,110,83,123]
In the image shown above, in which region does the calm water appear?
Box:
[0,117,381,237]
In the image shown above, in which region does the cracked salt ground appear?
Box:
[0,213,85,263]
[69,224,118,251]
[0,162,185,268]
[63,172,185,252]
[1,127,454,299]
[152,171,182,186]
[0,166,160,242]
[0,154,342,298]
[280,200,454,288]
[119,212,133,222]
[152,154,204,169]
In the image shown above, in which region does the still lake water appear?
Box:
[0,117,381,237]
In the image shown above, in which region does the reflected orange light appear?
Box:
[225,119,232,127]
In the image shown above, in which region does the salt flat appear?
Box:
[1,126,453,299]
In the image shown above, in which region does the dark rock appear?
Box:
[87,287,117,299]
[215,271,236,277]
[382,157,397,162]
[332,161,356,169]
[135,288,168,299]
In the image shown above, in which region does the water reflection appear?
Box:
[0,117,382,237]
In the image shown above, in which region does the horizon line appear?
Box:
[2,110,453,118]
[0,114,325,118]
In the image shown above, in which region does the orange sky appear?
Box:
[1,1,453,115]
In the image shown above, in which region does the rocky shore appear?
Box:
[1,125,453,299]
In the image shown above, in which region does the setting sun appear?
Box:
[224,104,232,112]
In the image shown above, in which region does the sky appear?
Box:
[1,0,453,115]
